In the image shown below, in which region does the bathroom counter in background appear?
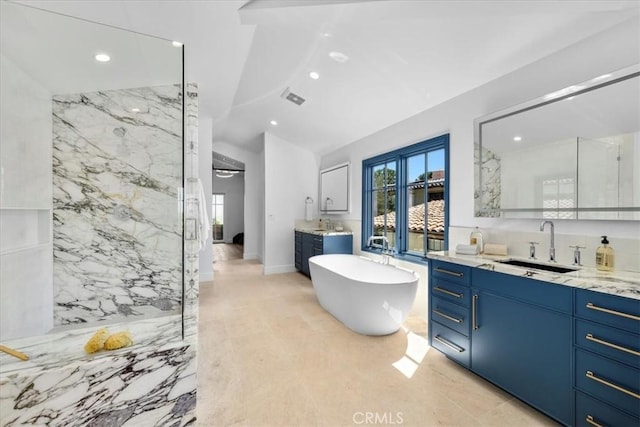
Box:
[294,228,353,236]
[426,251,640,300]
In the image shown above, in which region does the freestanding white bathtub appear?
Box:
[308,254,419,336]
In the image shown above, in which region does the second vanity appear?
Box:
[294,229,353,277]
[427,252,639,427]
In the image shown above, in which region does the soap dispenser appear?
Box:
[470,227,484,254]
[595,236,614,272]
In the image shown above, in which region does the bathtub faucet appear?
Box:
[367,235,393,264]
[367,235,389,251]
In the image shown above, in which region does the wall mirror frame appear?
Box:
[475,64,640,220]
[320,162,350,214]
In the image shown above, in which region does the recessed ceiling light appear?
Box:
[321,32,331,38]
[95,53,111,62]
[309,71,320,80]
[270,120,278,126]
[131,108,140,113]
[329,51,349,63]
[172,41,183,47]
[513,136,522,142]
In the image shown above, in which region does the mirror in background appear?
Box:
[0,2,184,342]
[475,65,639,220]
[320,163,350,213]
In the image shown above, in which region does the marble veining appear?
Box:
[0,340,195,426]
[52,85,183,326]
[1,83,200,426]
[474,143,501,217]
[428,251,640,300]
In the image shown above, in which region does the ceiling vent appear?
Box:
[281,87,306,106]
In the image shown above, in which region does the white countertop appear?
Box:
[295,228,353,236]
[427,251,640,300]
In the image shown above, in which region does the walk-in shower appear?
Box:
[1,2,186,340]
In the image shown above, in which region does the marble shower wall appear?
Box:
[52,85,183,326]
[1,84,200,426]
[474,142,501,217]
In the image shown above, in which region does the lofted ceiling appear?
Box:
[9,0,640,156]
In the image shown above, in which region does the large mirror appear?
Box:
[320,162,350,213]
[475,65,639,220]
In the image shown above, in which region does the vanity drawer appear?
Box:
[431,260,471,286]
[431,278,471,307]
[473,268,572,314]
[575,289,640,334]
[575,319,639,368]
[575,349,640,417]
[431,296,470,337]
[575,391,639,427]
[431,321,470,368]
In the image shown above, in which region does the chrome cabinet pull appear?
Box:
[434,286,463,298]
[585,415,603,427]
[586,302,640,321]
[586,371,640,400]
[434,267,464,278]
[434,309,463,324]
[434,335,464,353]
[586,333,640,357]
[472,294,479,330]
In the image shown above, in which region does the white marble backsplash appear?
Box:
[52,85,183,326]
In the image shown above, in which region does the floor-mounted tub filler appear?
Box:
[309,254,419,335]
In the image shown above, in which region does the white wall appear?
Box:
[212,140,262,260]
[212,170,244,243]
[263,132,318,274]
[198,118,213,282]
[0,54,53,340]
[321,17,640,244]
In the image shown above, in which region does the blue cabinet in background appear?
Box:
[294,231,352,277]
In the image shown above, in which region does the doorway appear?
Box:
[212,193,224,242]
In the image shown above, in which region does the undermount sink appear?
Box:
[495,259,578,274]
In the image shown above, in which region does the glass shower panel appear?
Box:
[0,2,184,341]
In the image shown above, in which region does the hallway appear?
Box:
[196,259,557,426]
[213,243,243,262]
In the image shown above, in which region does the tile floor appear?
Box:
[197,259,559,426]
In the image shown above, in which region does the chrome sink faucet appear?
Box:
[539,220,556,262]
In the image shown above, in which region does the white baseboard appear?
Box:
[199,272,214,282]
[263,264,296,275]
[243,252,258,260]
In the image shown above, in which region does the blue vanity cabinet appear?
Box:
[471,269,573,425]
[294,231,352,277]
[428,260,472,367]
[573,289,640,426]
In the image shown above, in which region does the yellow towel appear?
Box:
[104,331,133,350]
[84,328,110,354]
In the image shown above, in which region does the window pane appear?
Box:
[427,149,445,252]
[372,164,385,189]
[407,153,426,254]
